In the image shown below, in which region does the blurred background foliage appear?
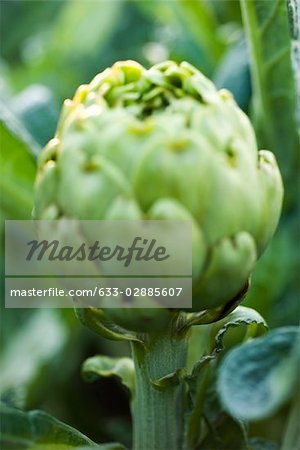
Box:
[0,0,298,448]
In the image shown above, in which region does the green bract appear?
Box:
[34,60,283,330]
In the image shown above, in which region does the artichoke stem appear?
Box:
[131,322,188,450]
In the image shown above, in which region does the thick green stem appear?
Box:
[131,324,188,450]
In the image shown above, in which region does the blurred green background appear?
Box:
[0,1,298,448]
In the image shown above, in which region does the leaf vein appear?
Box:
[259,0,281,36]
[265,46,291,71]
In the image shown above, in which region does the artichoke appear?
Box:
[34,60,283,331]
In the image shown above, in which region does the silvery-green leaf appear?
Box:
[240,0,298,202]
[218,326,299,420]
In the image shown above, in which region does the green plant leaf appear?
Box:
[0,403,96,449]
[240,0,298,203]
[82,355,135,396]
[185,306,267,448]
[0,105,37,221]
[187,305,267,371]
[0,310,68,397]
[218,326,300,420]
[212,305,268,352]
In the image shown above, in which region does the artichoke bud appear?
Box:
[34,60,283,332]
